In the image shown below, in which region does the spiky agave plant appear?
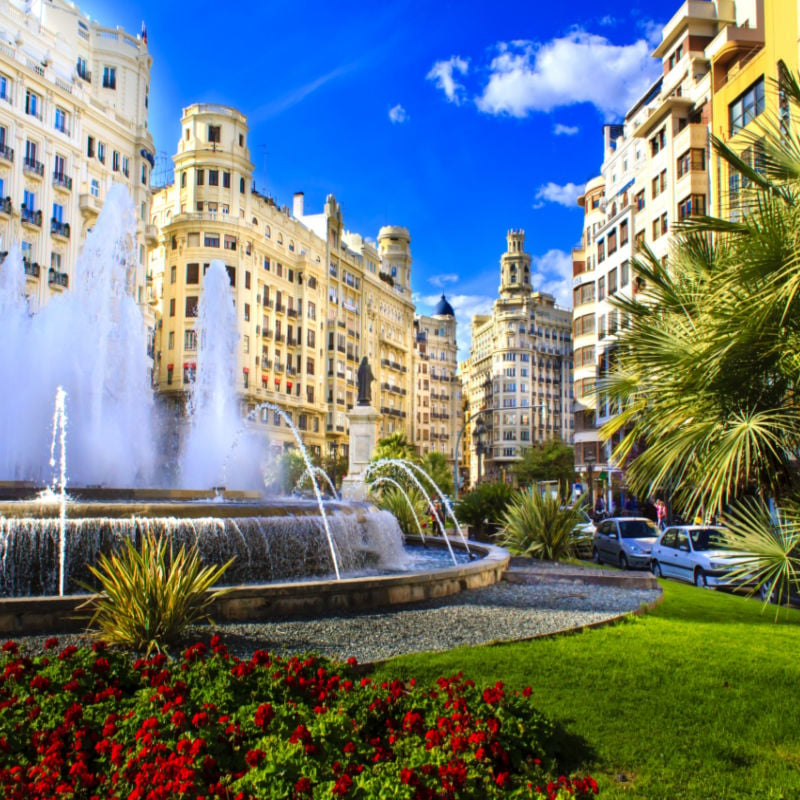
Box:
[497,489,588,562]
[80,530,234,654]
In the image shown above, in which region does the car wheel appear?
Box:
[694,569,708,589]
[759,581,777,604]
[651,561,662,578]
[593,547,602,565]
[619,554,629,570]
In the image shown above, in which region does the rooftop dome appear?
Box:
[433,294,455,317]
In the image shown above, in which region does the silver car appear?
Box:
[592,517,658,569]
[650,526,738,588]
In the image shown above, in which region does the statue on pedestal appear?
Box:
[357,356,374,406]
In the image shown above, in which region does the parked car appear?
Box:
[592,517,658,569]
[650,525,744,588]
[571,509,596,559]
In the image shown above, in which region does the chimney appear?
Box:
[293,192,304,218]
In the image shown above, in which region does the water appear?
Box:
[368,475,428,543]
[0,508,410,596]
[47,387,68,595]
[0,186,154,486]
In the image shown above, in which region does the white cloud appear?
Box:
[426,56,469,105]
[534,181,585,209]
[428,273,459,288]
[531,249,573,308]
[388,103,408,124]
[475,32,659,120]
[553,123,579,136]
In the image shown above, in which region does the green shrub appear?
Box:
[497,489,588,561]
[80,530,233,654]
[456,482,518,540]
[373,485,428,536]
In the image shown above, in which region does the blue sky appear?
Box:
[78,0,679,357]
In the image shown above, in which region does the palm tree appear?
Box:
[371,432,419,464]
[600,70,800,519]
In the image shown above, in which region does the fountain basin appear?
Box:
[0,537,509,635]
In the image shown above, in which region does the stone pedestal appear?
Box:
[340,404,379,501]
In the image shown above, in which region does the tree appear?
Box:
[419,451,454,499]
[454,482,517,541]
[371,432,419,464]
[600,70,800,518]
[512,439,575,494]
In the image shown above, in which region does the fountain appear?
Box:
[0,184,509,634]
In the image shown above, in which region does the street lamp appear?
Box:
[584,452,597,514]
[452,407,492,501]
[329,441,339,498]
[474,421,487,485]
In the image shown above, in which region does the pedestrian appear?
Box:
[656,499,666,530]
[594,495,605,520]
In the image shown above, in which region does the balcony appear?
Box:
[274,303,285,314]
[23,259,40,278]
[144,223,158,244]
[0,145,13,164]
[0,197,11,216]
[21,207,42,227]
[79,193,101,217]
[274,362,284,373]
[287,308,298,318]
[52,172,72,191]
[262,328,273,339]
[50,219,70,239]
[23,157,44,177]
[48,269,69,289]
[275,334,285,343]
[76,67,92,83]
[264,300,274,309]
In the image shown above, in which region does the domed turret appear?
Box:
[433,294,455,317]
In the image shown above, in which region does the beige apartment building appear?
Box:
[0,0,155,332]
[463,230,573,487]
[412,296,462,465]
[149,104,415,465]
[572,0,737,496]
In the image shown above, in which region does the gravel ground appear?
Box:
[11,580,661,665]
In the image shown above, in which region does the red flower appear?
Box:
[331,773,353,796]
[254,703,275,729]
[294,776,312,795]
[1,641,18,654]
[245,749,265,768]
[44,637,59,650]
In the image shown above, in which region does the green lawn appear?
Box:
[371,581,800,799]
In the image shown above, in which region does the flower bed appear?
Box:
[0,638,598,799]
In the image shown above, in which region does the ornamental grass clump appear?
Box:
[80,530,233,654]
[0,637,599,799]
[498,490,588,562]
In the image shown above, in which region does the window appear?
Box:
[636,190,645,211]
[245,271,251,289]
[243,335,250,354]
[634,230,645,252]
[196,169,204,186]
[619,219,628,245]
[54,107,68,134]
[112,151,120,172]
[240,177,245,193]
[608,268,618,295]
[678,194,706,219]
[650,126,666,156]
[102,66,116,89]
[208,125,221,144]
[226,266,236,286]
[598,276,605,301]
[141,164,148,185]
[90,179,100,198]
[597,239,605,263]
[122,156,129,177]
[184,330,197,351]
[169,298,176,317]
[185,296,199,317]
[621,260,630,287]
[25,90,40,119]
[607,229,617,256]
[186,263,199,284]
[170,265,176,284]
[244,303,250,322]
[76,57,89,81]
[87,136,95,158]
[208,169,219,186]
[729,76,765,135]
[97,142,105,164]
[224,234,236,251]
[52,202,64,223]
[167,331,174,349]
[204,233,220,247]
[223,171,230,188]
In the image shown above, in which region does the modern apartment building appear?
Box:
[412,296,462,464]
[0,0,155,329]
[149,104,415,466]
[463,230,573,486]
[572,0,740,494]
